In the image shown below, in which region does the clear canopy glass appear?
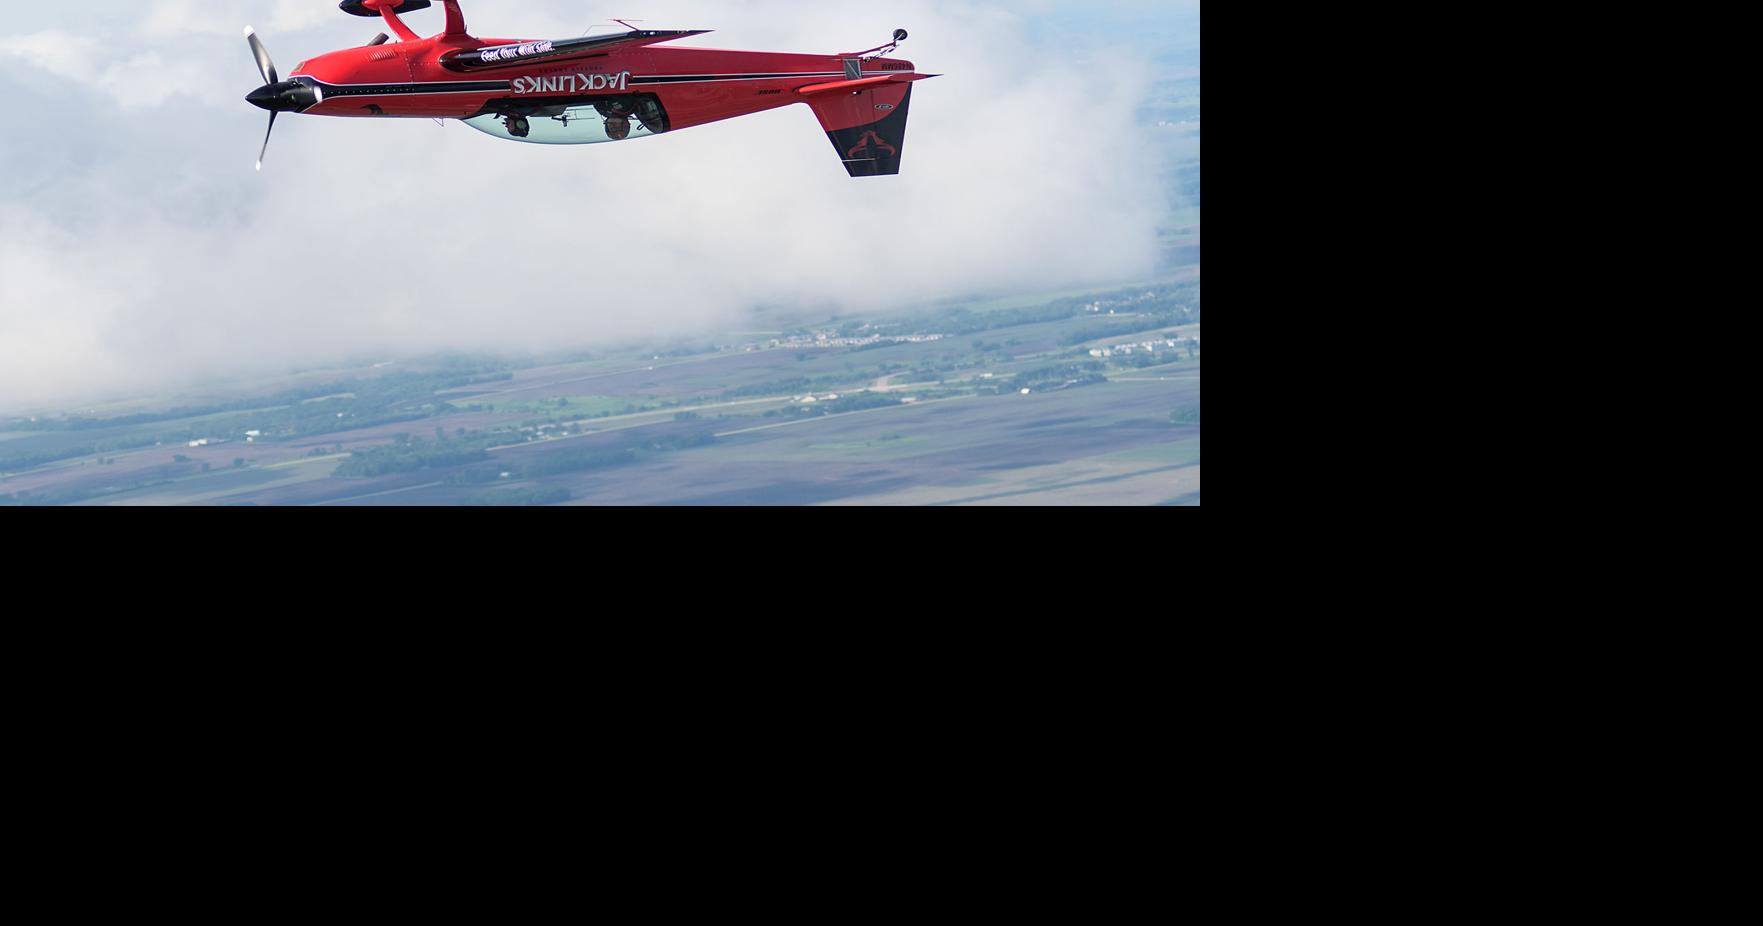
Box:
[463,101,662,145]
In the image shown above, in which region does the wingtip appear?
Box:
[255,161,262,172]
[244,25,256,38]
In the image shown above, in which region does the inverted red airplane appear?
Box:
[244,0,935,177]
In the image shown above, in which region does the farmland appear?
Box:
[2,279,1200,506]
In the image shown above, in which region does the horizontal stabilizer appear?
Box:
[796,73,935,96]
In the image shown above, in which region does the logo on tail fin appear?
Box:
[846,131,897,160]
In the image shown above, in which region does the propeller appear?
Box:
[246,25,277,86]
[256,112,277,173]
[245,26,277,171]
[244,26,317,171]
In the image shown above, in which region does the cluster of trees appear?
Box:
[525,431,715,478]
[723,374,857,399]
[330,410,721,482]
[1002,363,1107,394]
[407,427,719,487]
[1119,352,1175,369]
[1060,305,1199,347]
[490,396,702,429]
[520,447,640,477]
[333,434,493,478]
[775,393,902,419]
[2,434,167,472]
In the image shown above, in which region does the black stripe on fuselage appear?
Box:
[294,76,514,98]
[629,72,843,85]
[294,72,861,102]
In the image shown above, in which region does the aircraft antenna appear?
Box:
[851,29,909,60]
[583,20,642,37]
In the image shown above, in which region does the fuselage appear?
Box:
[283,33,914,140]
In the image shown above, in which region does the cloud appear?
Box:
[0,30,224,107]
[0,0,1187,412]
[0,30,98,72]
[143,1,239,39]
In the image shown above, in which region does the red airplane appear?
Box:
[244,0,935,177]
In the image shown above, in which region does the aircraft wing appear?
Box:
[440,30,710,72]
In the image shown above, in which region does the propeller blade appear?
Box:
[257,111,277,172]
[245,26,277,85]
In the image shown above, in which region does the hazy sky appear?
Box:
[0,1,1198,412]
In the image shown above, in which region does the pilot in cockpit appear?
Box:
[595,99,634,140]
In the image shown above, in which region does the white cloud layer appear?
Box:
[0,0,1196,412]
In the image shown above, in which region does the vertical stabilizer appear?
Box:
[805,83,914,178]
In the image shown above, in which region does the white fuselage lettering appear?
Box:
[480,41,555,65]
[512,71,631,95]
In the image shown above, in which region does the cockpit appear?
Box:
[464,93,669,144]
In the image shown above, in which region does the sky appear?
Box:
[0,0,1199,413]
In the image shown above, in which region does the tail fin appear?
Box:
[805,83,916,178]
